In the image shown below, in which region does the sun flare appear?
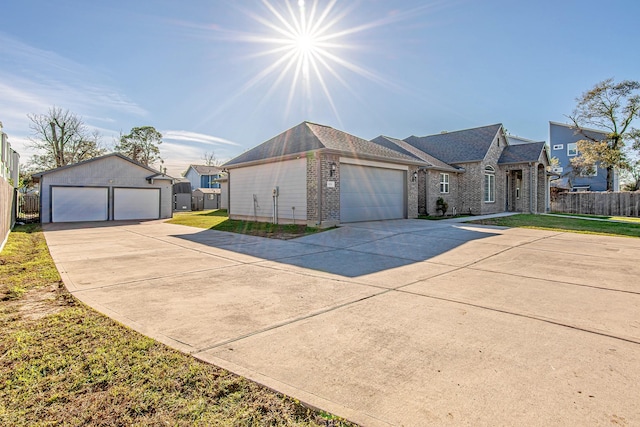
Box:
[228,0,412,122]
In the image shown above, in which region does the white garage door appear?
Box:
[52,187,108,223]
[340,164,405,223]
[114,188,160,220]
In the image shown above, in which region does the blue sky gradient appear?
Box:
[2,0,638,176]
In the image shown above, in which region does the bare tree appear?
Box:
[115,126,162,166]
[568,78,640,191]
[27,107,105,170]
[201,151,223,166]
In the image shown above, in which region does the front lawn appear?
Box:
[0,225,349,426]
[469,214,640,238]
[167,209,320,239]
[548,212,640,224]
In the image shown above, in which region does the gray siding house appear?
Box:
[549,121,618,191]
[33,153,173,223]
[184,165,224,191]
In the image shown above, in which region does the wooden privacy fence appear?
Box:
[550,192,640,217]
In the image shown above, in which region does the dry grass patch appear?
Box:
[0,225,352,426]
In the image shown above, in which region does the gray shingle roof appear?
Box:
[189,165,223,175]
[32,152,170,178]
[371,135,461,172]
[224,122,422,167]
[404,124,503,164]
[498,142,546,164]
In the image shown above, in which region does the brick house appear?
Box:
[223,122,550,226]
[377,124,550,216]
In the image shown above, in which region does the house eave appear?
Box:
[224,148,428,169]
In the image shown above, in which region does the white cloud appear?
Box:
[162,130,241,146]
[0,32,147,157]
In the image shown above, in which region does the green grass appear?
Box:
[548,212,640,224]
[167,209,321,239]
[0,225,352,426]
[468,214,640,238]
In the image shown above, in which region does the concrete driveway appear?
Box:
[44,218,640,426]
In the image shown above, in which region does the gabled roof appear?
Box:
[507,135,542,145]
[32,152,171,179]
[549,121,609,137]
[498,142,547,164]
[403,124,503,164]
[224,122,423,167]
[186,165,223,175]
[371,135,461,172]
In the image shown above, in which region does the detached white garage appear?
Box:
[33,153,173,224]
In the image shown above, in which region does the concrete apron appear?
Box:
[44,219,640,426]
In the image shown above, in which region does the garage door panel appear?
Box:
[340,164,405,223]
[114,188,160,220]
[52,187,109,223]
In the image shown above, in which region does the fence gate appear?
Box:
[17,192,40,223]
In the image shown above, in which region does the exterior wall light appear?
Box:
[330,162,337,177]
[412,170,418,182]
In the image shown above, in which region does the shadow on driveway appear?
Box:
[171,219,502,277]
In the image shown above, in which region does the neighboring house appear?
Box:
[223,122,425,227]
[32,153,173,223]
[1,123,19,251]
[549,121,618,191]
[380,124,550,215]
[193,188,222,210]
[215,176,229,210]
[183,165,223,191]
[172,178,192,212]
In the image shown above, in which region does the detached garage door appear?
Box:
[340,164,405,223]
[114,188,160,220]
[52,187,108,223]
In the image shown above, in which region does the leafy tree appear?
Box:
[568,78,640,191]
[115,126,162,166]
[620,157,640,191]
[27,107,104,170]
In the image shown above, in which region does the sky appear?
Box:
[2,0,639,177]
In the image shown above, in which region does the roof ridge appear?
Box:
[417,123,502,138]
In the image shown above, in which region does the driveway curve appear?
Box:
[44,218,640,426]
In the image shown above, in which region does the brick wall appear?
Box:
[306,152,341,228]
[407,166,419,218]
[321,153,341,226]
[424,170,461,216]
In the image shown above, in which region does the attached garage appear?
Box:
[224,122,424,227]
[51,187,109,223]
[33,153,173,224]
[340,163,406,223]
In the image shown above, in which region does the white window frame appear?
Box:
[439,173,449,194]
[567,143,577,156]
[553,144,563,150]
[484,166,496,203]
